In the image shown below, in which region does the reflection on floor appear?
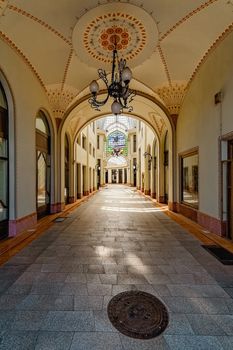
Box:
[0,185,233,349]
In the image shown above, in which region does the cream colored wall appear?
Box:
[177,32,233,218]
[76,123,97,193]
[0,41,53,220]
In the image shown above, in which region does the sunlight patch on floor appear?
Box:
[101,206,164,213]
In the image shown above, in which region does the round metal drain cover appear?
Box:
[107,291,169,339]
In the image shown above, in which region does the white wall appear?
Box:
[177,31,233,218]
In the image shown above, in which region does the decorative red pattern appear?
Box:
[99,27,130,51]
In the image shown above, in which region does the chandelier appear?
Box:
[89,37,135,115]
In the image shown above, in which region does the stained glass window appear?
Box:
[106,131,128,157]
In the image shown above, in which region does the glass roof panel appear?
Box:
[97,114,136,133]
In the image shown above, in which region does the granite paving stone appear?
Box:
[186,314,226,335]
[120,334,170,350]
[70,332,123,350]
[0,331,38,350]
[10,311,48,331]
[74,295,103,310]
[164,335,224,350]
[41,311,95,331]
[0,185,233,349]
[35,331,74,350]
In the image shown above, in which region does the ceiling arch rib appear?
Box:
[0,0,233,116]
[0,30,46,90]
[7,4,72,46]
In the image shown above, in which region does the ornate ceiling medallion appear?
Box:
[72,3,158,69]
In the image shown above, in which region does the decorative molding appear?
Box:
[7,4,72,46]
[0,30,46,91]
[73,2,158,69]
[160,0,219,42]
[83,14,146,63]
[188,21,233,88]
[157,45,172,87]
[47,84,78,118]
[61,49,74,92]
[148,112,165,135]
[0,0,8,17]
[155,82,187,114]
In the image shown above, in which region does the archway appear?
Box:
[0,82,9,238]
[36,111,51,218]
[57,89,175,209]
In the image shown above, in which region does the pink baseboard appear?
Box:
[168,201,177,212]
[158,196,165,203]
[197,211,226,237]
[177,203,197,221]
[176,203,226,237]
[83,191,89,196]
[9,212,37,237]
[50,202,65,213]
[144,190,151,195]
[68,196,75,204]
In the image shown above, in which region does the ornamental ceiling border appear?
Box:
[160,0,219,42]
[155,83,187,115]
[187,21,233,88]
[7,4,72,46]
[0,30,46,90]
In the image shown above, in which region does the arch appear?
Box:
[57,90,175,207]
[35,110,52,218]
[163,130,169,204]
[0,69,15,239]
[64,133,70,204]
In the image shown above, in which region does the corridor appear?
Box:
[0,185,233,350]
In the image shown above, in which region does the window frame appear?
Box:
[179,147,199,209]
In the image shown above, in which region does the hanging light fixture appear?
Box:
[89,35,135,115]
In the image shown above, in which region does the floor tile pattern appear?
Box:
[0,185,233,349]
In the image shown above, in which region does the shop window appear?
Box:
[180,151,199,208]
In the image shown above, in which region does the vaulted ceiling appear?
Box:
[1,0,233,119]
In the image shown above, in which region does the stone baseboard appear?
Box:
[176,203,226,237]
[9,212,37,237]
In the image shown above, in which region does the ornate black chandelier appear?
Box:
[89,37,135,115]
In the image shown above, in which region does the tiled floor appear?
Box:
[0,185,233,349]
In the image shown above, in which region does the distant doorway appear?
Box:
[112,169,117,183]
[105,170,108,184]
[119,169,123,183]
[227,140,233,240]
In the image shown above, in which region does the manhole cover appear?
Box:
[107,291,169,339]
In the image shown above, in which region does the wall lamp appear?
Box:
[143,152,152,170]
[95,164,101,171]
